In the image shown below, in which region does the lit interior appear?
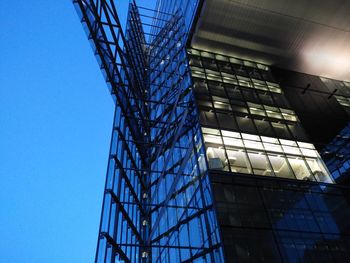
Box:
[202,127,333,183]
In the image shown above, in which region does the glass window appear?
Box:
[207,73,221,82]
[227,87,243,100]
[190,66,204,72]
[244,139,264,150]
[279,139,297,147]
[197,99,212,108]
[217,113,237,130]
[288,157,313,181]
[229,57,243,65]
[263,142,283,153]
[247,151,273,176]
[273,93,290,108]
[281,108,297,122]
[267,82,282,93]
[236,116,256,134]
[282,145,301,155]
[207,147,228,171]
[201,127,333,183]
[300,148,318,157]
[254,119,274,137]
[221,72,237,84]
[203,134,222,145]
[248,103,266,116]
[242,133,260,141]
[216,54,229,62]
[214,101,232,111]
[297,142,314,149]
[243,90,259,102]
[193,81,209,94]
[306,158,333,183]
[222,130,241,138]
[199,111,217,127]
[261,70,275,82]
[232,104,249,114]
[223,137,244,147]
[212,96,229,103]
[226,148,252,174]
[187,49,200,56]
[243,60,256,68]
[268,154,295,179]
[258,92,274,105]
[272,122,291,139]
[189,56,202,67]
[261,136,279,144]
[288,124,308,141]
[208,83,226,97]
[265,105,282,119]
[257,63,269,71]
[249,68,262,79]
[202,127,220,135]
[252,79,268,91]
[201,52,214,59]
[237,76,253,88]
[191,71,205,79]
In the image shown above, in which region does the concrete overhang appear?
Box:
[191,0,350,81]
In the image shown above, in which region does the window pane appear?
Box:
[268,154,295,179]
[217,113,237,130]
[223,137,244,147]
[200,111,217,127]
[288,157,313,181]
[247,151,273,176]
[263,143,283,153]
[272,122,292,139]
[306,158,333,183]
[227,148,252,174]
[236,116,256,133]
[203,134,222,145]
[254,119,274,137]
[207,147,228,171]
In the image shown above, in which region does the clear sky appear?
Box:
[0,1,155,262]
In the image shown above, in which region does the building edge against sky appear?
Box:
[73,0,350,262]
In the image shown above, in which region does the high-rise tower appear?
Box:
[74,0,350,262]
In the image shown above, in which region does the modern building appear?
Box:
[73,0,350,262]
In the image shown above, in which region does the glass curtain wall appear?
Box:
[211,172,350,263]
[188,48,333,183]
[321,77,350,115]
[146,9,224,263]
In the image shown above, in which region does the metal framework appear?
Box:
[73,1,224,262]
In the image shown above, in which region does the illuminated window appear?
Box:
[268,154,295,179]
[287,157,313,181]
[226,148,252,174]
[207,147,228,171]
[201,128,333,183]
[247,151,273,176]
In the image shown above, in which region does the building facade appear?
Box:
[74,0,350,262]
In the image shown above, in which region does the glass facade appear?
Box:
[313,77,350,183]
[211,173,350,263]
[321,78,350,115]
[188,48,333,184]
[322,124,350,182]
[74,0,350,262]
[74,1,224,262]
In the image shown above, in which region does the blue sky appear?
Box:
[0,1,154,262]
